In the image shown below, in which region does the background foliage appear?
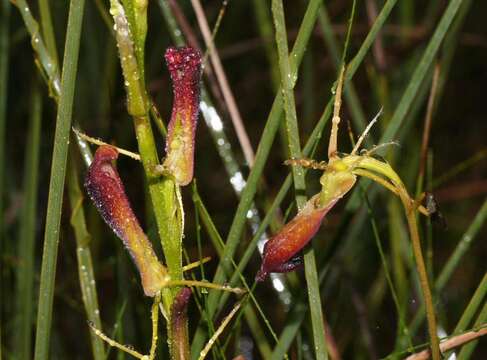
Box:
[1,0,486,359]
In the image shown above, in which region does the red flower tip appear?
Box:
[256,196,339,282]
[165,46,202,77]
[163,46,202,186]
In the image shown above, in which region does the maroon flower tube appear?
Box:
[163,47,202,186]
[85,145,166,296]
[256,195,339,282]
[170,287,192,360]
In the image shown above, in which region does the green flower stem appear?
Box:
[109,0,185,356]
[402,198,440,360]
[353,157,440,359]
[34,0,86,358]
[110,0,182,299]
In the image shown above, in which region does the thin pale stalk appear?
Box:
[317,6,370,141]
[15,82,42,360]
[456,303,487,360]
[191,0,255,166]
[443,273,487,359]
[400,193,440,360]
[34,0,86,358]
[405,327,487,360]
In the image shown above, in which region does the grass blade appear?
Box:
[34,0,86,357]
[271,0,326,358]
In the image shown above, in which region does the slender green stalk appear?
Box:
[401,194,440,360]
[15,81,42,360]
[317,6,369,140]
[110,0,186,357]
[67,152,105,360]
[271,0,327,358]
[34,0,86,358]
[110,0,182,306]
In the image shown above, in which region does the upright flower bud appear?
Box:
[163,47,202,186]
[85,146,166,296]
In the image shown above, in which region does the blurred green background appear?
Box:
[1,0,486,359]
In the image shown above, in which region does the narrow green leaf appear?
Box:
[34,0,86,357]
[271,0,326,358]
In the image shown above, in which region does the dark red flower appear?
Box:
[85,145,166,296]
[256,196,339,282]
[163,47,202,186]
